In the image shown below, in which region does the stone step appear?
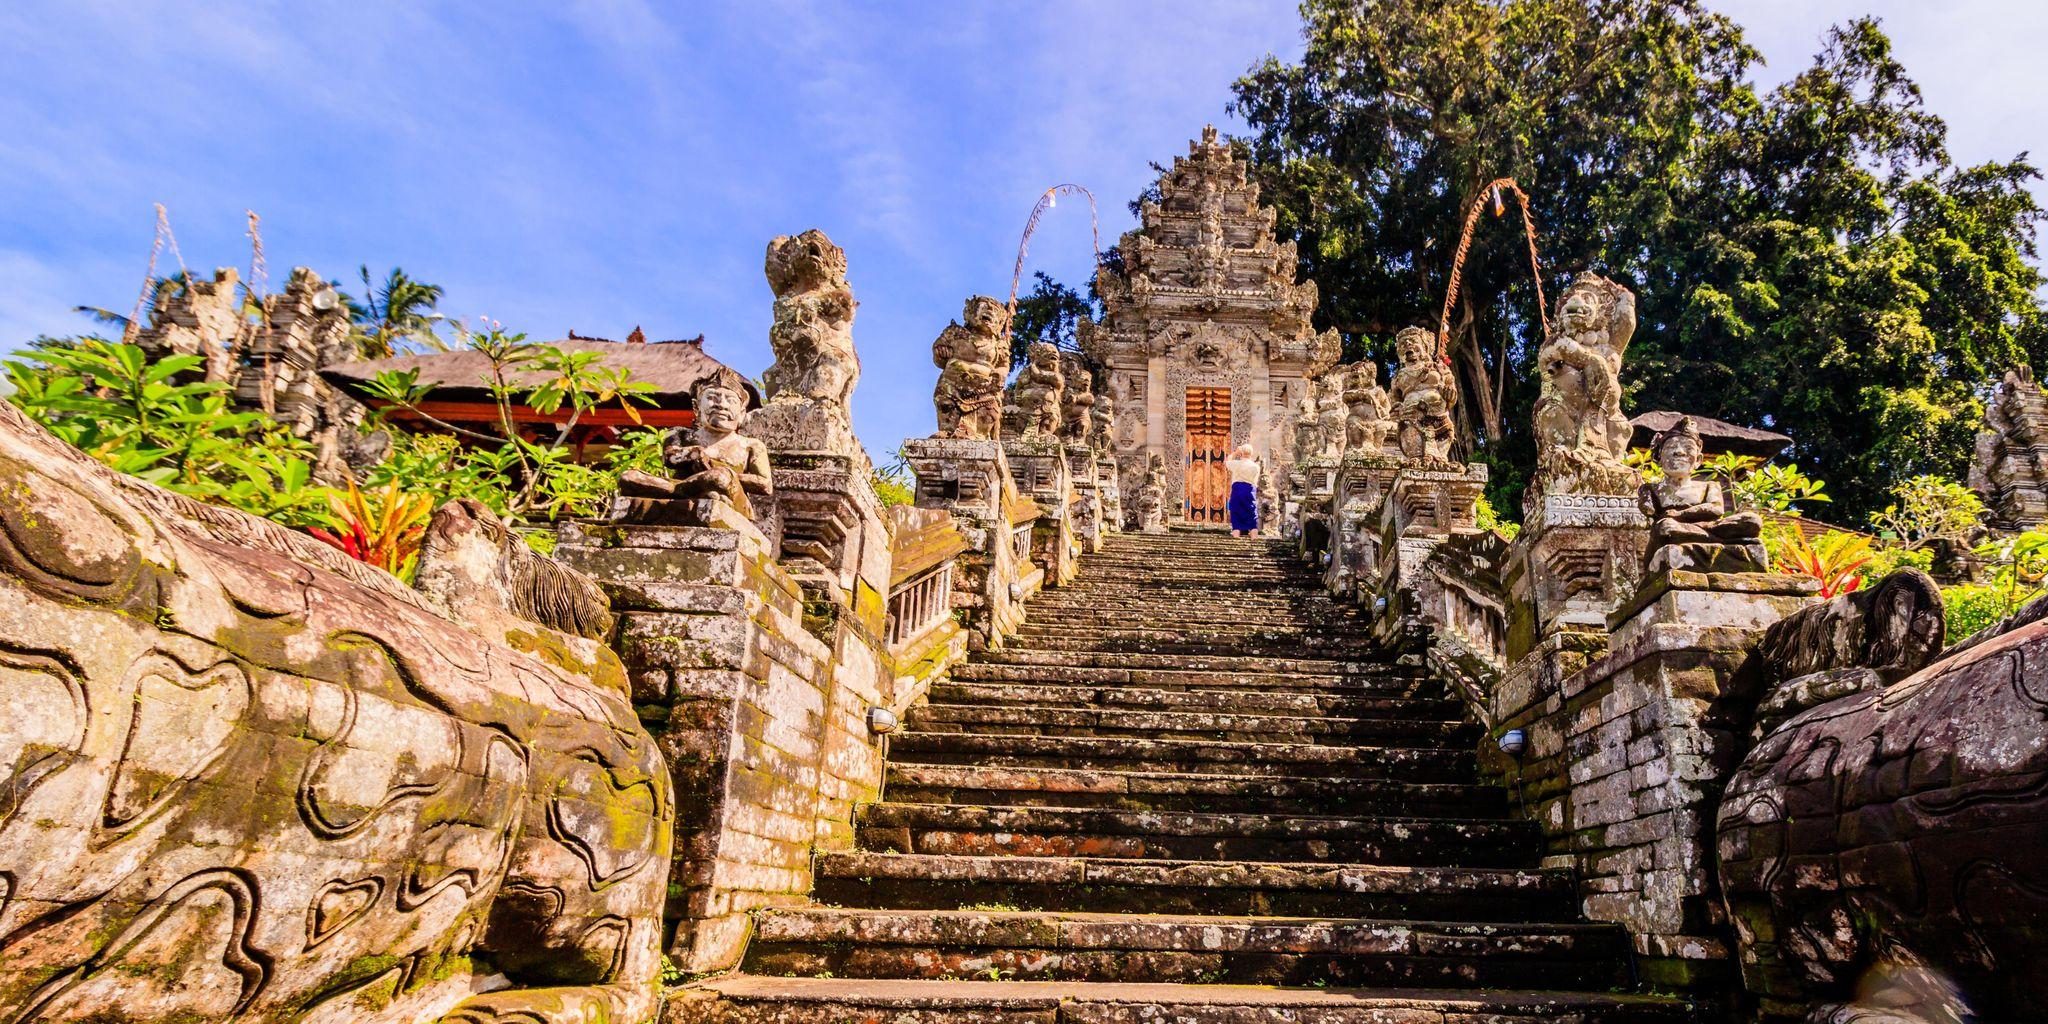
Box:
[814,851,1575,920]
[975,649,1397,676]
[905,703,1476,745]
[855,802,1536,866]
[883,763,1505,816]
[741,907,1631,988]
[1000,635,1378,657]
[677,976,1696,1024]
[950,662,1426,696]
[928,680,1463,719]
[885,732,1475,781]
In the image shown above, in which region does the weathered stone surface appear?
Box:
[0,402,671,1023]
[752,229,860,455]
[1720,605,2048,1022]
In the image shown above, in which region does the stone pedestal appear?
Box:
[1006,437,1078,586]
[1066,443,1104,554]
[1325,452,1399,597]
[902,436,1028,647]
[558,517,869,974]
[1294,455,1341,562]
[1480,564,1817,994]
[1506,492,1650,662]
[1372,462,1487,586]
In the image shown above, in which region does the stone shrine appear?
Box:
[1087,126,1340,524]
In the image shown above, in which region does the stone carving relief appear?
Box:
[1532,272,1637,496]
[931,296,1009,441]
[0,402,670,1024]
[1135,453,1168,533]
[1004,342,1064,441]
[617,366,773,525]
[1719,578,2048,1023]
[1390,326,1458,468]
[1638,415,1763,574]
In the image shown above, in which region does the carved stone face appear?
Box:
[1030,343,1060,372]
[1396,329,1431,366]
[1558,285,1601,334]
[1656,435,1701,478]
[697,383,747,435]
[966,297,1009,337]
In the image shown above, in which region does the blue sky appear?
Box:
[4,1,2045,458]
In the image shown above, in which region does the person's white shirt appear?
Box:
[1225,456,1261,486]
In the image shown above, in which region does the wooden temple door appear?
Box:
[1184,387,1232,523]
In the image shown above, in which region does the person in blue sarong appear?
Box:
[1225,444,1261,537]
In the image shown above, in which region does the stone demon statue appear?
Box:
[1314,371,1348,459]
[1719,572,2048,1023]
[1390,326,1458,467]
[931,296,1009,440]
[1342,360,1394,455]
[1005,341,1065,441]
[1060,353,1096,446]
[0,402,671,1023]
[760,229,859,409]
[1532,272,1636,496]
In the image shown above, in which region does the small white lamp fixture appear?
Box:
[1498,729,1528,758]
[866,707,900,735]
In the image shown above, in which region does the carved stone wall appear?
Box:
[0,401,671,1024]
[1970,365,2048,531]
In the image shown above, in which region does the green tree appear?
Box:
[347,265,446,358]
[1008,270,1094,369]
[1232,0,1754,448]
[1232,4,2047,517]
[1628,20,2047,515]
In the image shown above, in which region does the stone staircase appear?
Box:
[684,531,1691,1022]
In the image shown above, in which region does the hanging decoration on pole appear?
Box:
[1006,183,1101,349]
[1437,177,1548,364]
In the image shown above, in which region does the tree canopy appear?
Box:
[1231,0,2046,516]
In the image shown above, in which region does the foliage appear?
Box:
[1731,463,1830,515]
[1861,542,1934,581]
[1474,494,1520,540]
[1940,583,2007,645]
[1700,452,1762,481]
[1774,530,1873,597]
[1624,447,1663,484]
[4,339,342,529]
[1868,474,1985,550]
[1972,528,2048,620]
[1233,5,2047,517]
[307,481,435,581]
[1008,271,1095,370]
[345,266,446,358]
[361,321,659,527]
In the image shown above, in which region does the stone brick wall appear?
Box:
[560,519,874,973]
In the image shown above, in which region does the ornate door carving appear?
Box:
[1185,387,1231,523]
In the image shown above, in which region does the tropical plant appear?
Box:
[359,321,659,526]
[308,480,435,581]
[1972,528,2048,619]
[1623,447,1663,484]
[1732,463,1831,515]
[1868,474,1985,550]
[1941,583,2007,644]
[1774,530,1873,597]
[1699,452,1762,482]
[3,339,343,523]
[1474,494,1520,540]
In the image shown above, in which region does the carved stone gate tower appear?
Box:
[1082,126,1340,524]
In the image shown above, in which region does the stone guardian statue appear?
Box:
[1637,416,1764,573]
[1532,272,1637,495]
[1390,326,1458,467]
[931,295,1010,440]
[616,366,773,524]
